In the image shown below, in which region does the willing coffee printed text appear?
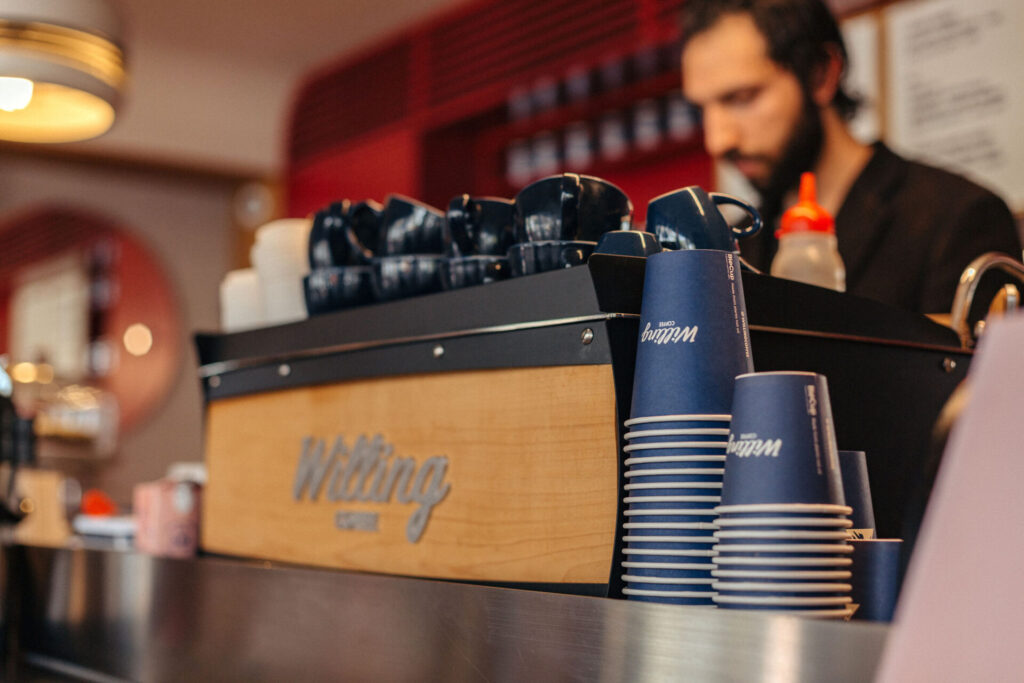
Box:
[641,322,698,345]
[292,434,450,543]
[728,433,783,457]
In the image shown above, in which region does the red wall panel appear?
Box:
[287,126,421,217]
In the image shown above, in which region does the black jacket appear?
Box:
[740,143,1022,314]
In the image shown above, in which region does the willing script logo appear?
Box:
[292,434,450,543]
[728,433,783,458]
[640,321,698,345]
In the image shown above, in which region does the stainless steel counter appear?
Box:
[0,545,889,681]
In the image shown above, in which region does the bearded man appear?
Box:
[680,0,1021,314]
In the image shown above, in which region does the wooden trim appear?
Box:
[202,364,621,583]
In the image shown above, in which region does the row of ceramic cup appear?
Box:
[301,176,635,316]
[223,179,765,330]
[619,413,731,606]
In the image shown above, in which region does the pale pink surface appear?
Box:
[877,315,1024,681]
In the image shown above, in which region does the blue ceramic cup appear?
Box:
[506,240,595,277]
[513,172,632,243]
[370,255,445,301]
[630,250,753,418]
[303,266,374,313]
[721,372,845,507]
[379,194,446,256]
[308,199,381,269]
[440,255,510,289]
[594,230,662,257]
[849,539,902,622]
[838,450,877,535]
[647,186,761,252]
[444,195,515,257]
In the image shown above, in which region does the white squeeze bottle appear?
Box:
[770,172,846,291]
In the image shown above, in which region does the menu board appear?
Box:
[886,0,1024,211]
[842,13,881,144]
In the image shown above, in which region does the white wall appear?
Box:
[0,154,235,503]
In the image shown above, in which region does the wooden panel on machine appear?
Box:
[202,364,620,584]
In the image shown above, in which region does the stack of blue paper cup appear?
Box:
[621,250,754,606]
[712,371,855,619]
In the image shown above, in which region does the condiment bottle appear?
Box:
[770,172,846,291]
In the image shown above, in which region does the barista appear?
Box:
[679,0,1022,314]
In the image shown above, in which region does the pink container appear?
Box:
[133,479,201,558]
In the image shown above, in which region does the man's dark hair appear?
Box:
[680,0,860,120]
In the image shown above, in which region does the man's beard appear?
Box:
[728,93,824,222]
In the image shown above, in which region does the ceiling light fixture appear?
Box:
[0,0,126,143]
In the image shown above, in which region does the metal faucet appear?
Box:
[950,252,1024,348]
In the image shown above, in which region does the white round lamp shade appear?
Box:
[0,0,126,143]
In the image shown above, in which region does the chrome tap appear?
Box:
[950,252,1024,348]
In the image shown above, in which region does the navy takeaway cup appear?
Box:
[630,250,753,418]
[722,372,845,506]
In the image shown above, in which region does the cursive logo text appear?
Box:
[640,321,698,345]
[293,434,450,543]
[728,433,783,458]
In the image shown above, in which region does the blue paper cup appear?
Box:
[712,556,852,570]
[630,250,753,418]
[626,502,719,514]
[721,372,844,507]
[713,542,852,555]
[848,538,903,622]
[715,603,852,616]
[625,430,731,444]
[623,442,728,455]
[624,455,726,469]
[624,550,717,563]
[838,450,877,534]
[623,534,716,547]
[713,540,850,552]
[713,580,850,591]
[713,529,850,544]
[715,515,852,531]
[713,594,851,609]
[625,540,717,552]
[626,502,723,514]
[715,504,851,517]
[623,522,718,537]
[625,414,732,430]
[623,559,715,569]
[711,568,852,581]
[623,578,717,592]
[624,471,724,485]
[624,567,716,580]
[625,484,721,498]
[624,512,720,524]
[712,583,851,598]
[622,588,717,605]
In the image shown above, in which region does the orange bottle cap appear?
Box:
[775,172,835,237]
